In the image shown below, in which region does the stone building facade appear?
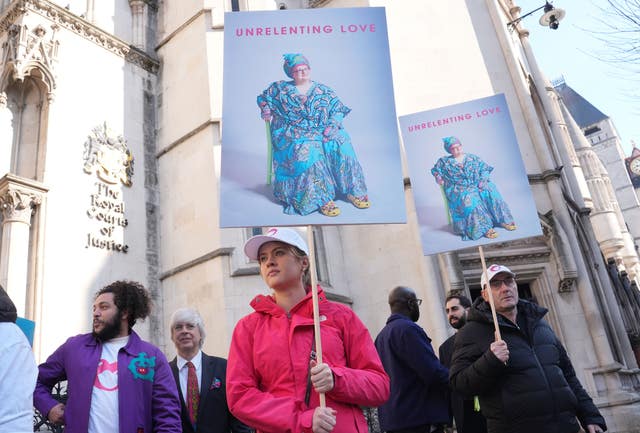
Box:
[1,0,639,431]
[555,79,640,276]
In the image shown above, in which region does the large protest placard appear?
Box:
[220,7,405,228]
[399,94,541,255]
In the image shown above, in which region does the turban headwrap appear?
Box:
[443,136,462,154]
[283,53,310,78]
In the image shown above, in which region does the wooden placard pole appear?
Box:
[478,245,502,341]
[307,226,326,407]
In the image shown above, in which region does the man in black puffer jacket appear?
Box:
[450,264,607,433]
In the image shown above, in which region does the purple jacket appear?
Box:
[34,331,181,433]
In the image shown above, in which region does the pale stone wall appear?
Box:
[0,1,158,361]
[156,0,223,357]
[36,25,156,358]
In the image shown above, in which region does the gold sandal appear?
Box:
[502,222,517,231]
[347,194,371,209]
[319,201,340,217]
[484,229,498,239]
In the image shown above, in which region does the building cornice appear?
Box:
[157,119,218,159]
[527,168,562,184]
[159,247,234,281]
[1,0,158,73]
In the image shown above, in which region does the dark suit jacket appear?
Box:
[170,352,252,433]
[439,334,487,433]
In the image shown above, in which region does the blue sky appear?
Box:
[521,0,639,155]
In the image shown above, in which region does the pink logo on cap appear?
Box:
[489,264,501,272]
[267,228,278,236]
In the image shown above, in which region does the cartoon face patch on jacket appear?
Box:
[128,352,156,382]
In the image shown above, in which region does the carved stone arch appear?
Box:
[2,74,49,181]
[1,72,52,183]
[0,23,59,102]
[0,19,59,181]
[1,60,56,102]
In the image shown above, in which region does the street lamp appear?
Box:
[507,1,566,30]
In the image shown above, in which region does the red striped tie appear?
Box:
[186,361,199,426]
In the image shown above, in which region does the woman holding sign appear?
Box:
[226,227,389,433]
[258,54,370,217]
[431,136,516,241]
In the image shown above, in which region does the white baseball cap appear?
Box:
[244,227,309,260]
[481,264,515,289]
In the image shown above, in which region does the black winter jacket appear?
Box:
[449,298,606,433]
[0,285,17,323]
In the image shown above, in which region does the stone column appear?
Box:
[129,0,147,50]
[0,174,46,317]
[0,92,12,176]
[85,0,95,23]
[438,251,467,294]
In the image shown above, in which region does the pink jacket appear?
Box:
[227,287,389,433]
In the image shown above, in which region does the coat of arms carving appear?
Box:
[83,123,134,186]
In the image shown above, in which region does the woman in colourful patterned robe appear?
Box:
[257,53,370,217]
[431,136,516,240]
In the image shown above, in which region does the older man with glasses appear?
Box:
[375,286,450,433]
[449,264,607,433]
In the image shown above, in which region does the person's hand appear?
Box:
[310,360,334,393]
[261,109,272,122]
[312,406,337,433]
[436,175,444,186]
[48,403,65,425]
[586,424,604,433]
[490,339,509,364]
[478,180,486,190]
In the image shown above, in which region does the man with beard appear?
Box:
[375,286,449,433]
[438,294,486,433]
[34,280,181,433]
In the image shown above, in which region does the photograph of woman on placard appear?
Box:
[431,136,516,241]
[258,53,371,217]
[398,93,541,255]
[221,7,406,228]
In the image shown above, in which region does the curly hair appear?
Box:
[96,280,152,329]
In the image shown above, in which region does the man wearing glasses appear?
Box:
[375,286,450,433]
[449,264,607,433]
